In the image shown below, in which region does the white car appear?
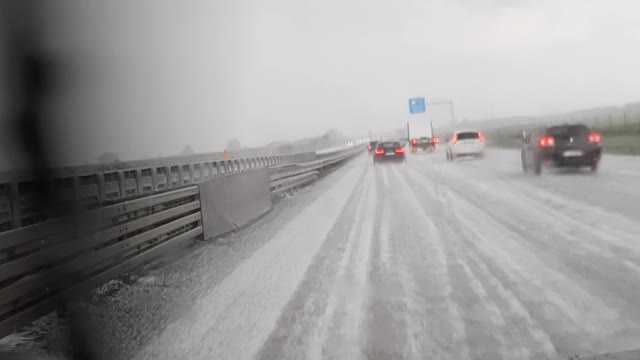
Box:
[446,130,486,161]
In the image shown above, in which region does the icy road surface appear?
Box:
[131,149,640,360]
[5,149,640,360]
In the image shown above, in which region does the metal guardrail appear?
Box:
[271,172,320,194]
[0,186,202,338]
[0,146,357,233]
[0,144,364,338]
[0,156,272,233]
[269,147,363,193]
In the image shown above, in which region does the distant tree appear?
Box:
[181,144,195,155]
[226,138,241,151]
[98,152,120,163]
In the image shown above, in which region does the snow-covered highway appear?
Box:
[5,148,640,360]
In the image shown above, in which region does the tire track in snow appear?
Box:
[255,166,372,360]
[307,164,378,360]
[133,163,367,360]
[406,162,639,357]
[400,162,560,360]
[365,165,422,359]
[414,162,640,336]
[302,168,372,360]
[393,166,510,360]
[383,166,472,360]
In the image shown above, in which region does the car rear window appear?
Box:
[369,141,379,147]
[547,125,590,137]
[378,142,401,149]
[457,132,479,140]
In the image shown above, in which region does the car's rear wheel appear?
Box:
[521,151,528,173]
[533,157,542,175]
[590,163,598,173]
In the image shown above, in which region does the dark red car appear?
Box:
[373,141,406,164]
[521,124,602,174]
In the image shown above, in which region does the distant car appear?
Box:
[410,137,436,153]
[446,130,486,161]
[521,124,602,175]
[373,141,406,164]
[368,141,379,153]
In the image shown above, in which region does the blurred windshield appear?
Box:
[1,2,640,360]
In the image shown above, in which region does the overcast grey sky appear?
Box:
[16,0,640,165]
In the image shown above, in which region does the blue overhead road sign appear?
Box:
[409,98,426,114]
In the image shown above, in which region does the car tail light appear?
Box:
[375,149,384,155]
[539,136,555,147]
[411,139,417,145]
[451,135,458,145]
[368,145,372,150]
[395,147,405,153]
[589,133,601,143]
[479,133,486,143]
[434,137,440,143]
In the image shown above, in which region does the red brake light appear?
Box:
[589,133,601,143]
[375,149,384,155]
[395,147,405,153]
[451,135,458,145]
[479,133,486,143]
[434,137,440,143]
[368,145,372,150]
[411,139,417,145]
[539,136,555,147]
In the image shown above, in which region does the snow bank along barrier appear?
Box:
[0,144,364,338]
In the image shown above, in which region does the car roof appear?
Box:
[378,141,401,145]
[454,129,480,134]
[546,123,588,130]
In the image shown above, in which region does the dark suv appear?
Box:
[521,124,602,174]
[373,141,406,164]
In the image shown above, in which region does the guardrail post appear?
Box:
[178,165,185,185]
[117,171,126,201]
[9,182,21,229]
[135,169,143,195]
[151,168,159,192]
[181,164,193,185]
[188,164,195,183]
[97,172,106,204]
